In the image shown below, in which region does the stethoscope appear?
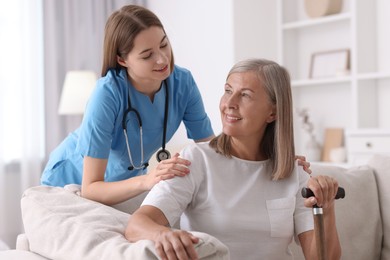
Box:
[113,69,171,171]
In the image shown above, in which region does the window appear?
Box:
[0,0,44,163]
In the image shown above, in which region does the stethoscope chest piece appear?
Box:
[156,149,171,162]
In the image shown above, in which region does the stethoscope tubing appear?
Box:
[112,69,170,170]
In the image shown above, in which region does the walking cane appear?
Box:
[302,187,345,260]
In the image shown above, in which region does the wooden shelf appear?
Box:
[282,12,351,30]
[277,0,390,155]
[356,72,390,81]
[291,76,352,88]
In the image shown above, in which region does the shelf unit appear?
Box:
[276,0,390,161]
[346,128,390,165]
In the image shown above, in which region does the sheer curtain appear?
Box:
[0,0,144,249]
[43,0,144,159]
[0,0,44,248]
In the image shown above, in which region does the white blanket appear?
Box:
[21,185,229,260]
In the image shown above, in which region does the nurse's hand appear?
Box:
[296,155,312,174]
[145,153,191,190]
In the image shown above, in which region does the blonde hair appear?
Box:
[209,59,295,180]
[101,5,175,76]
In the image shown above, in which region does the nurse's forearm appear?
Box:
[82,156,149,205]
[125,206,170,242]
[81,175,148,205]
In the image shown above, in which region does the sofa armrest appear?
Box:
[15,234,29,251]
[0,250,50,260]
[368,154,390,260]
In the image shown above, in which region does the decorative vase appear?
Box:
[329,147,347,163]
[304,0,343,18]
[305,136,322,162]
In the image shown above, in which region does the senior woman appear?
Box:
[125,59,341,260]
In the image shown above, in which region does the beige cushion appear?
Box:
[0,250,49,260]
[290,164,382,260]
[21,186,229,260]
[368,154,390,260]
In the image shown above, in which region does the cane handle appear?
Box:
[302,187,345,199]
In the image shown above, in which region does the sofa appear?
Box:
[0,154,388,260]
[290,154,389,260]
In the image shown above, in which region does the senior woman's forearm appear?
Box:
[323,205,341,259]
[125,206,170,242]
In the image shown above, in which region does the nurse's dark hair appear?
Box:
[209,58,295,180]
[101,5,175,76]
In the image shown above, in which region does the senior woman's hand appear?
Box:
[154,229,199,260]
[304,175,339,209]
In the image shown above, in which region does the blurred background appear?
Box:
[1,0,389,249]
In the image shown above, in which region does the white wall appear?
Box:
[147,0,275,149]
[233,0,277,62]
[147,0,235,140]
[147,0,234,147]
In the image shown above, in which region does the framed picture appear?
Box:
[309,49,350,79]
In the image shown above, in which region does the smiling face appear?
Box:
[117,26,172,90]
[220,71,276,144]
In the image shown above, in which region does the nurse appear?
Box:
[41,5,215,205]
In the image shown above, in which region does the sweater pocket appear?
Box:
[266,197,295,238]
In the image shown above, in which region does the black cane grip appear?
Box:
[301,187,345,199]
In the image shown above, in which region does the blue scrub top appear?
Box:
[41,65,214,187]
